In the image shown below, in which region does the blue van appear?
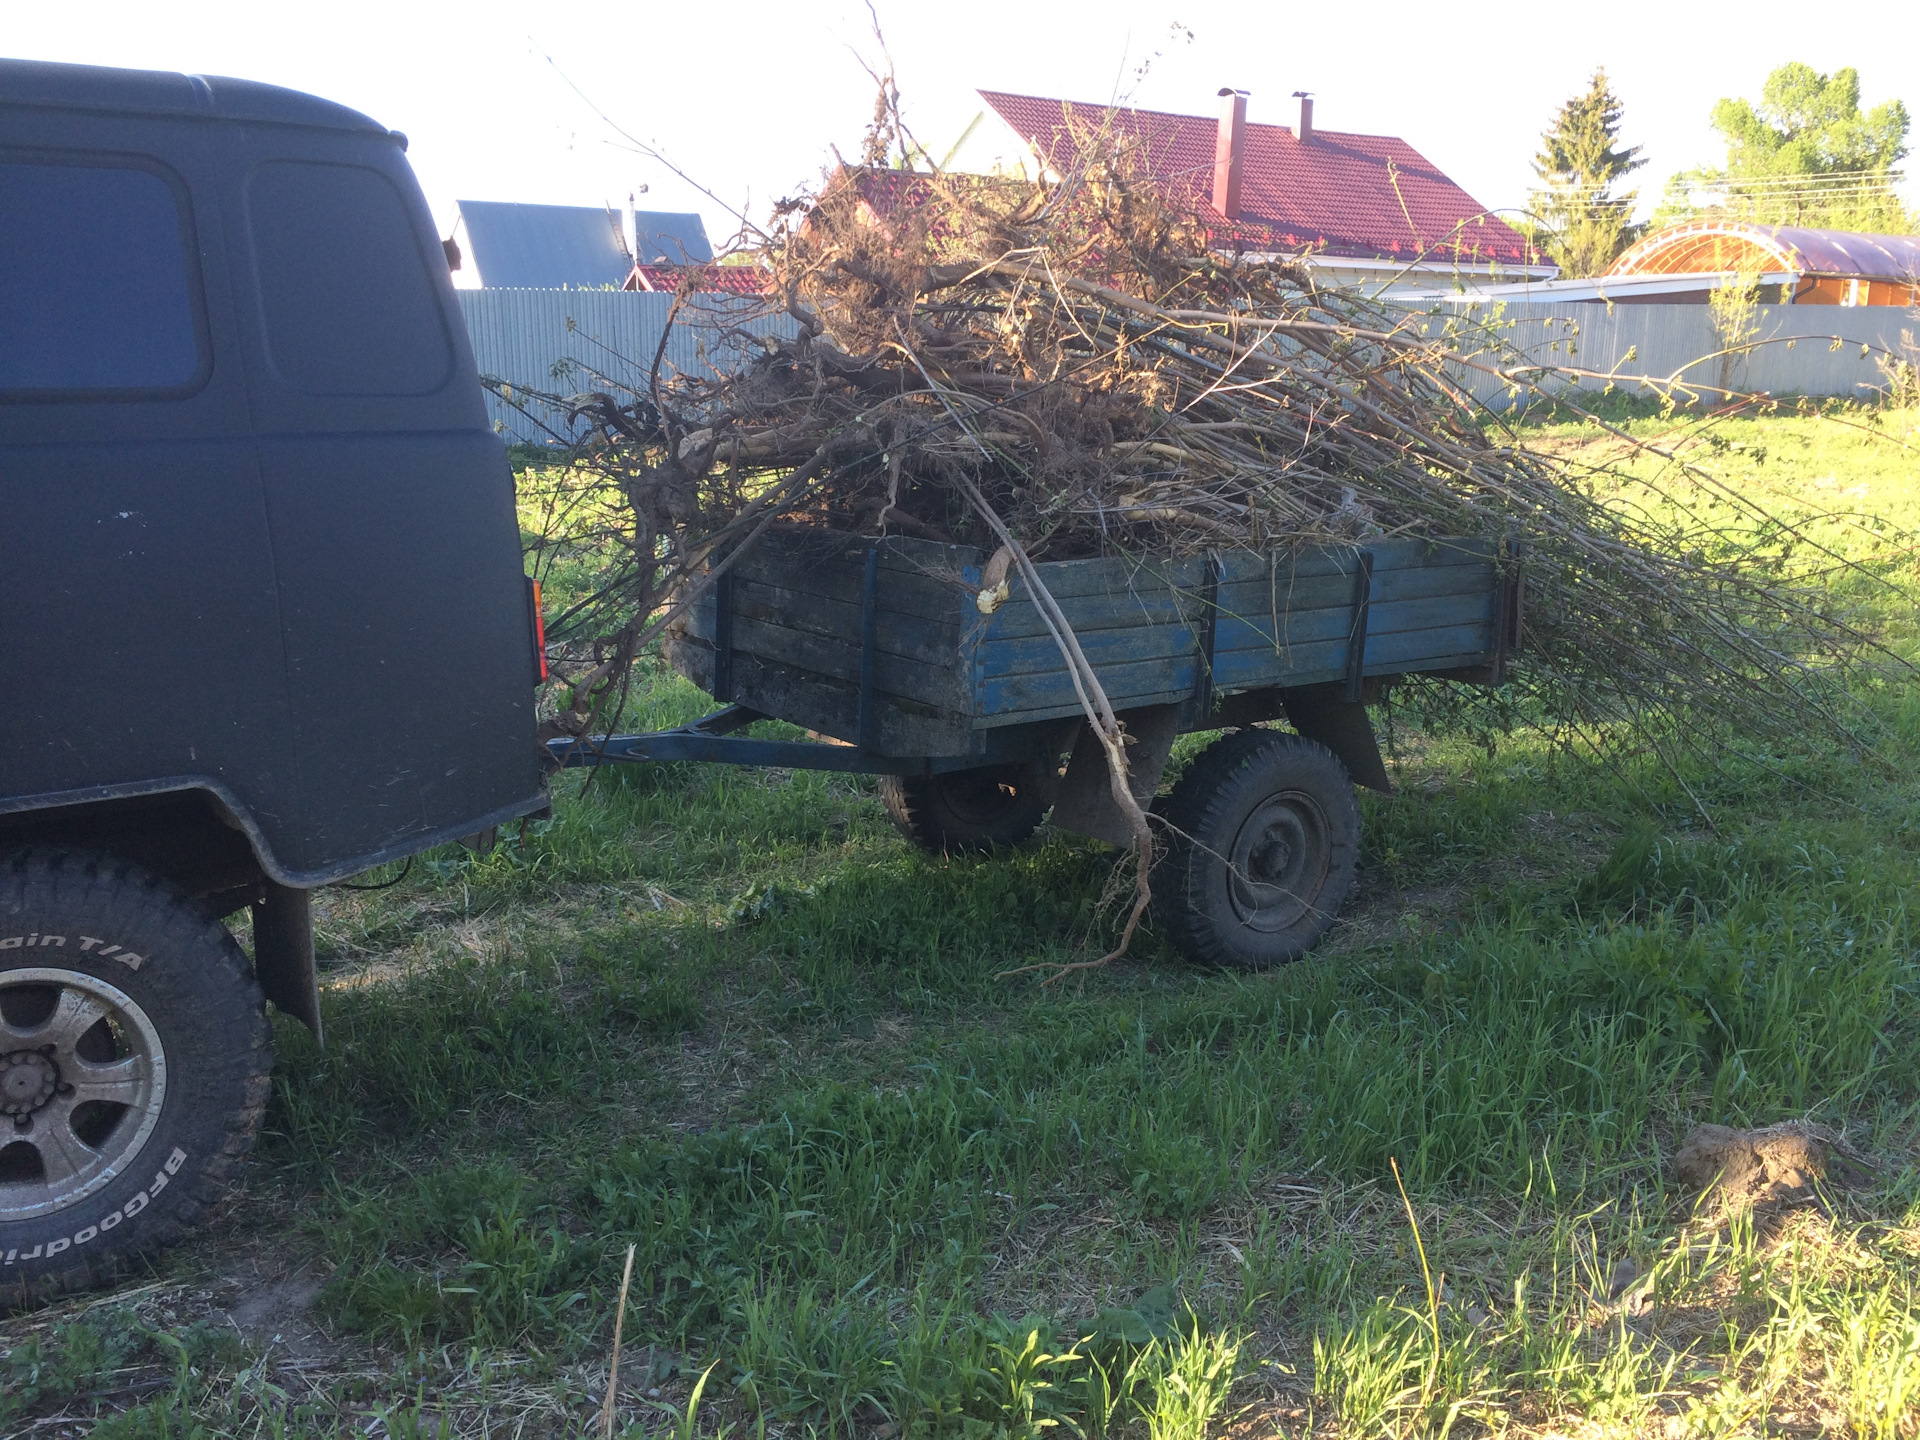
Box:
[0,58,545,1298]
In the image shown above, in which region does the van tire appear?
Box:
[0,850,273,1306]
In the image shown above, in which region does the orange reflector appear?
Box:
[528,577,549,684]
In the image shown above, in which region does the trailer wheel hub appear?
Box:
[1227,790,1330,934]
[0,1049,59,1118]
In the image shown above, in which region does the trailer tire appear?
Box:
[1152,729,1359,969]
[0,850,272,1306]
[879,763,1051,855]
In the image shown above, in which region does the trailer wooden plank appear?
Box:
[976,560,1487,646]
[978,619,1201,680]
[979,587,1198,643]
[1368,591,1494,635]
[1362,562,1496,604]
[973,596,1498,688]
[709,614,967,710]
[1213,546,1365,586]
[1213,607,1358,654]
[1212,570,1361,625]
[726,578,962,669]
[1364,536,1500,569]
[1217,560,1492,616]
[978,652,1202,718]
[1371,651,1491,677]
[1002,553,1205,602]
[663,633,975,755]
[686,583,958,672]
[1211,639,1350,691]
[753,527,984,577]
[1209,588,1492,657]
[730,543,973,625]
[1363,621,1494,667]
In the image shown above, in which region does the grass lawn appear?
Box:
[6,406,1920,1439]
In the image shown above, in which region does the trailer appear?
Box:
[550,526,1522,968]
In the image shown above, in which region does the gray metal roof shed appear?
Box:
[450,200,711,289]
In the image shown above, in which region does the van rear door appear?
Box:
[213,123,539,875]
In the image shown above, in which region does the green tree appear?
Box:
[1528,70,1651,278]
[1675,62,1911,230]
[1526,69,1647,278]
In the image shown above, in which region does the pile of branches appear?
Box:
[510,109,1895,959]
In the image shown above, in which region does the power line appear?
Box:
[1529,170,1907,201]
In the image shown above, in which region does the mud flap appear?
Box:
[1281,684,1391,793]
[252,881,322,1042]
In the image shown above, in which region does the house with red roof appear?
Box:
[947,89,1552,291]
[622,262,769,295]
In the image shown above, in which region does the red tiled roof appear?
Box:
[624,262,770,295]
[978,90,1539,269]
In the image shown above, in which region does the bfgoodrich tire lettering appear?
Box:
[1,851,272,1303]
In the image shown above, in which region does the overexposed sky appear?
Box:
[7,0,1918,247]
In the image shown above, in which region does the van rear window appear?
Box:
[246,160,452,397]
[0,159,205,396]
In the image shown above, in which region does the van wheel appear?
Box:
[879,762,1050,854]
[1,851,272,1304]
[1152,730,1360,969]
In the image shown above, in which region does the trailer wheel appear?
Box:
[1,851,272,1303]
[1152,730,1360,969]
[879,762,1051,855]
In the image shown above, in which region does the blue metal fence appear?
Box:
[452,289,1917,442]
[453,289,796,442]
[1393,301,1917,408]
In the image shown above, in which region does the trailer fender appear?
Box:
[1050,704,1183,846]
[1280,684,1392,793]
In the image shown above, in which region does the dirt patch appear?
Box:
[1671,1122,1870,1210]
[216,1259,337,1367]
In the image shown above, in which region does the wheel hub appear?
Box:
[1227,792,1329,934]
[0,1049,59,1118]
[1248,832,1294,879]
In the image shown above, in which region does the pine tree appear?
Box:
[1527,70,1646,278]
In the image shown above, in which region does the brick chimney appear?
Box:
[1292,91,1314,145]
[1213,89,1247,219]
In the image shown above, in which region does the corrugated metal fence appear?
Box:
[453,290,1919,441]
[1394,301,1918,408]
[454,289,796,442]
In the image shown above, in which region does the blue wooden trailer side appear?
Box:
[647,528,1519,771]
[965,536,1512,729]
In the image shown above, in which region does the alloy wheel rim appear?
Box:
[0,968,167,1222]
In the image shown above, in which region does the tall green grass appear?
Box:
[12,407,1920,1436]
